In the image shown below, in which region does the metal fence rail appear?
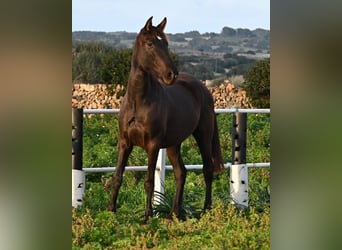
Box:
[83,108,270,114]
[72,108,270,208]
[83,162,270,173]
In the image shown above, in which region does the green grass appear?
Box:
[73,113,270,249]
[73,170,270,249]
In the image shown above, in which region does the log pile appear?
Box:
[72,82,253,109]
[72,84,125,109]
[208,83,253,108]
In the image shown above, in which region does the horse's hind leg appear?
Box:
[193,129,214,210]
[109,140,132,212]
[167,144,186,219]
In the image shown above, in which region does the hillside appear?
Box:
[72,27,269,56]
[72,27,269,81]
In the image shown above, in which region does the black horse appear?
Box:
[109,16,224,222]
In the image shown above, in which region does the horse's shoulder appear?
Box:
[176,72,199,83]
[174,73,209,94]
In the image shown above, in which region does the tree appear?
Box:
[72,49,103,83]
[236,28,253,37]
[100,48,132,85]
[221,26,236,36]
[72,41,112,83]
[242,58,270,108]
[72,41,179,88]
[184,30,201,38]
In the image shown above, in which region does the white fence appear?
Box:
[72,108,270,208]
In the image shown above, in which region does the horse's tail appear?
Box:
[212,116,225,173]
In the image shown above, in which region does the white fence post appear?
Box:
[72,108,85,207]
[230,164,248,207]
[231,112,248,207]
[72,169,85,207]
[154,148,166,205]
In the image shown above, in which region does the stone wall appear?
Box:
[72,84,124,109]
[72,82,253,109]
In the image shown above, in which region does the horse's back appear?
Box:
[174,73,216,132]
[174,73,205,91]
[173,72,214,111]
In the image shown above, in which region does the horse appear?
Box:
[109,16,225,223]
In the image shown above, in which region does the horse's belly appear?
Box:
[161,133,192,148]
[161,115,199,147]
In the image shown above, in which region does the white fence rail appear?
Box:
[83,108,270,114]
[72,108,270,208]
[82,162,270,173]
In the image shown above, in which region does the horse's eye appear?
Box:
[147,42,153,47]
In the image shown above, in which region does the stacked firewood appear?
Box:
[208,83,253,108]
[72,82,253,109]
[72,84,125,109]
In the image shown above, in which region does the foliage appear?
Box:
[72,41,132,86]
[178,63,215,81]
[72,41,179,89]
[83,115,119,167]
[73,28,270,53]
[242,58,270,108]
[72,27,269,82]
[176,53,257,80]
[72,168,270,249]
[74,113,270,249]
[73,165,270,249]
[73,202,269,249]
[100,48,132,86]
[82,113,270,169]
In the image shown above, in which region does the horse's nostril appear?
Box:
[164,70,177,84]
[167,71,175,81]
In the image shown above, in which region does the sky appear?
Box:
[72,0,269,34]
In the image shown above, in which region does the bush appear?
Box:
[242,58,270,108]
[72,41,132,86]
[72,41,179,90]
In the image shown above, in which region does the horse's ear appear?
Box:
[143,16,153,31]
[157,17,167,32]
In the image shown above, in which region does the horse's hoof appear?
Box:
[108,205,116,213]
[140,220,148,225]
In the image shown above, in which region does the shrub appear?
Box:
[242,58,270,108]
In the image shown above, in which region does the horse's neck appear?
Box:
[126,67,156,103]
[126,67,145,102]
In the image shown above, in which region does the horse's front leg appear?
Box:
[143,145,159,223]
[109,140,132,212]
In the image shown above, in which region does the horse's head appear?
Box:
[133,16,178,85]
